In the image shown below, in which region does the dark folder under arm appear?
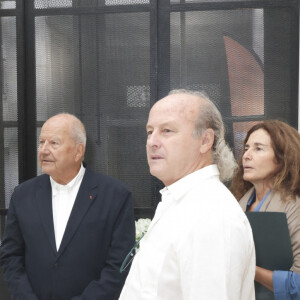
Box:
[245,212,293,300]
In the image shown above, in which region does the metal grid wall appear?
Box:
[0,0,299,298]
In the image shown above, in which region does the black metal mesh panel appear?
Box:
[35,12,152,210]
[0,1,298,298]
[170,7,296,159]
[34,0,149,9]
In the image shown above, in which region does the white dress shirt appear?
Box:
[50,164,85,250]
[119,165,255,300]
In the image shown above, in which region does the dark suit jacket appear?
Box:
[0,166,135,300]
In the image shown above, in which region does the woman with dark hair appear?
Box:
[231,120,300,299]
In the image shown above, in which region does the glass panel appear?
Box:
[170,9,264,109]
[171,0,284,3]
[1,17,17,121]
[36,15,79,119]
[35,0,72,9]
[35,13,151,208]
[4,128,18,208]
[36,127,42,176]
[35,0,149,9]
[170,8,294,155]
[0,0,15,9]
[0,16,17,212]
[105,0,149,5]
[232,121,258,159]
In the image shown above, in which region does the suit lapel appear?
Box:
[57,169,97,257]
[36,175,57,254]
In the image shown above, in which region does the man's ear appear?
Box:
[199,128,215,154]
[75,143,85,162]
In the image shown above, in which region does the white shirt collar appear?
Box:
[50,164,86,194]
[160,164,220,202]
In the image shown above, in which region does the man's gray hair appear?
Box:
[71,120,87,146]
[55,113,87,146]
[168,89,237,182]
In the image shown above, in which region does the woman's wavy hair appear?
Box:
[230,120,300,201]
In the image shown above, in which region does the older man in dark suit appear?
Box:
[0,113,135,300]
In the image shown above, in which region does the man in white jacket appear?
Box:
[119,89,255,300]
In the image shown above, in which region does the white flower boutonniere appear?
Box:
[135,218,151,242]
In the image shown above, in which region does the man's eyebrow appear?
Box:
[39,135,61,140]
[146,124,152,130]
[146,120,177,130]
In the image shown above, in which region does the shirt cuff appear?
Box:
[273,270,289,299]
[273,270,300,300]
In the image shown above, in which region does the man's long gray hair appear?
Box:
[169,89,237,182]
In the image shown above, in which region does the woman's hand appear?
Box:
[255,266,274,291]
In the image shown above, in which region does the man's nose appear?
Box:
[147,132,160,148]
[39,141,50,153]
